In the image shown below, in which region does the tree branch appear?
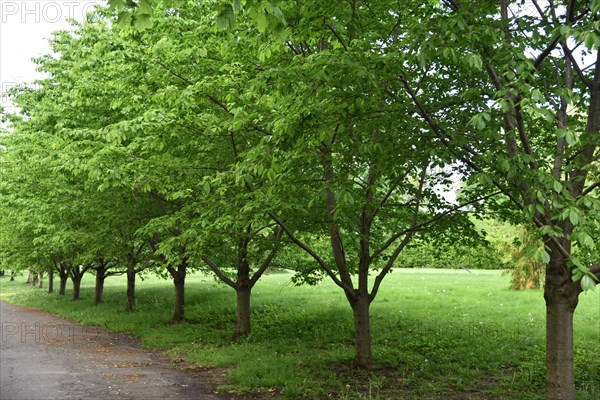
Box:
[250,228,283,287]
[370,231,415,303]
[201,255,237,288]
[582,181,599,196]
[370,190,503,262]
[370,172,408,222]
[514,98,539,169]
[369,167,428,301]
[442,0,460,12]
[561,42,592,89]
[156,61,272,136]
[534,36,560,69]
[267,212,355,295]
[325,23,348,51]
[156,60,193,85]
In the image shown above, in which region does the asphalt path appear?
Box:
[0,300,249,400]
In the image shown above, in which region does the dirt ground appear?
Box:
[0,300,262,400]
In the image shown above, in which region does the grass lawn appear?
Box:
[1,268,598,399]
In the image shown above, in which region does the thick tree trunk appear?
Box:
[234,285,251,341]
[544,246,581,400]
[94,262,108,305]
[47,269,53,293]
[171,265,186,323]
[72,275,82,301]
[59,275,67,296]
[125,267,136,312]
[95,272,105,305]
[351,295,372,369]
[58,263,70,296]
[234,238,252,341]
[27,270,35,286]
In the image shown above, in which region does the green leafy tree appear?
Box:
[1,11,166,306]
[396,2,600,398]
[214,1,490,367]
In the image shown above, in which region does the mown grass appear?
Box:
[1,269,598,399]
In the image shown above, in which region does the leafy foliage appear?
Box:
[2,0,599,396]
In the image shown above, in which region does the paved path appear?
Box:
[0,300,246,400]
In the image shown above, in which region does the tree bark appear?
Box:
[351,294,372,369]
[69,264,88,301]
[234,236,252,340]
[544,244,581,400]
[47,268,53,293]
[59,275,67,296]
[27,270,35,286]
[169,262,187,323]
[125,266,136,312]
[37,272,43,288]
[71,275,82,301]
[234,284,251,341]
[58,263,69,296]
[94,265,107,305]
[95,277,105,304]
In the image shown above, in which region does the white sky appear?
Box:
[1,0,104,111]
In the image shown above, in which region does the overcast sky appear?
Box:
[1,0,104,110]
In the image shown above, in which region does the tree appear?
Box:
[206,0,490,367]
[0,11,166,306]
[394,2,600,398]
[196,211,284,340]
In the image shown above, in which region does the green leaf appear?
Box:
[465,53,483,70]
[584,32,600,50]
[539,248,550,264]
[135,13,153,29]
[565,130,578,146]
[116,11,133,27]
[137,0,153,15]
[568,209,579,226]
[470,112,490,130]
[256,11,269,33]
[580,275,596,292]
[553,180,562,194]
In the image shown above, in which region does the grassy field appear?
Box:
[1,268,598,399]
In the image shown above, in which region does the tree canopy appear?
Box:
[1,1,598,399]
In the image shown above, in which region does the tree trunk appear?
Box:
[94,262,108,305]
[59,275,67,296]
[234,238,252,341]
[351,295,372,369]
[544,250,581,400]
[37,272,43,288]
[48,268,53,293]
[95,272,105,305]
[27,270,35,285]
[125,266,136,312]
[234,285,251,341]
[170,264,186,323]
[72,275,82,301]
[58,263,70,296]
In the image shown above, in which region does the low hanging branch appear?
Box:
[267,212,356,295]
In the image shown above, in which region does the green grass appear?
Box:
[1,269,598,399]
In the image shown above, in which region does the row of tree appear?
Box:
[1,1,598,399]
